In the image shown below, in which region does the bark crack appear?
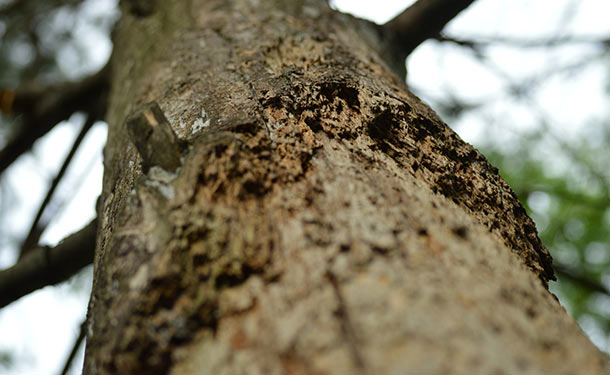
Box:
[326,271,366,374]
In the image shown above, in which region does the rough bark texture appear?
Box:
[84,0,609,374]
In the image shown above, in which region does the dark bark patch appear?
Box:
[126,0,156,17]
[304,116,323,132]
[371,245,390,255]
[340,244,351,252]
[367,108,395,140]
[364,103,415,165]
[318,81,360,109]
[434,173,467,199]
[214,265,261,289]
[217,120,261,135]
[452,226,468,239]
[191,131,276,200]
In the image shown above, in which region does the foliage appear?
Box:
[0,351,13,368]
[0,0,117,86]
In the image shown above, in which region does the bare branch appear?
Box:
[0,65,109,175]
[383,0,476,57]
[0,219,96,308]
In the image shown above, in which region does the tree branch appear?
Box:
[0,65,109,175]
[383,0,476,57]
[18,115,96,258]
[554,263,610,297]
[0,219,96,308]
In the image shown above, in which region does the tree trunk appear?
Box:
[84,0,609,373]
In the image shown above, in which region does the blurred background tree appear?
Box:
[0,0,608,373]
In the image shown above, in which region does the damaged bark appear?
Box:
[84,0,609,374]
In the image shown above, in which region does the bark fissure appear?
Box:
[327,271,366,374]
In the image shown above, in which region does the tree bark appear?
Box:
[84,0,609,374]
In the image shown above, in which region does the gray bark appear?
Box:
[84,0,609,373]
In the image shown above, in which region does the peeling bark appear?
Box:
[84,0,609,374]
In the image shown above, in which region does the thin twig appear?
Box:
[60,317,87,375]
[435,34,610,49]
